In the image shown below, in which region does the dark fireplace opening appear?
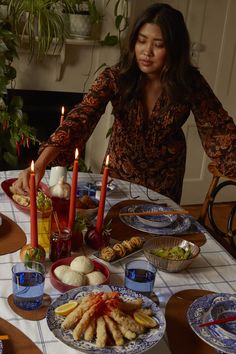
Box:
[6,89,83,170]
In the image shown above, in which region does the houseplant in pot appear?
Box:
[0,18,37,169]
[63,0,102,39]
[7,0,72,59]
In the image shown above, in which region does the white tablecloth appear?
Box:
[1,170,236,354]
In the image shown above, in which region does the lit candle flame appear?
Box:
[105,155,109,167]
[61,106,65,115]
[75,148,79,160]
[31,160,34,172]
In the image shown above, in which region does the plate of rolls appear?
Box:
[95,236,144,264]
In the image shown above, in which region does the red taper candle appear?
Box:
[30,161,38,247]
[60,106,65,125]
[68,148,79,230]
[96,155,109,234]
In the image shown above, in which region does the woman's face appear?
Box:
[135,23,167,78]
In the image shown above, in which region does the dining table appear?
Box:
[1,169,236,354]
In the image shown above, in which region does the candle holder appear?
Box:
[20,243,46,262]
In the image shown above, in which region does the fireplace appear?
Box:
[7,89,83,169]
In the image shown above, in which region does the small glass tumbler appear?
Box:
[37,209,52,252]
[49,228,72,262]
[12,262,45,310]
[125,260,157,296]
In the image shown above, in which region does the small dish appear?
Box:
[49,256,110,293]
[76,196,99,221]
[135,205,177,228]
[1,178,50,214]
[187,293,236,353]
[209,299,236,340]
[143,236,200,272]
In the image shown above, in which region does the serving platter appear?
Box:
[47,285,166,354]
[1,178,50,214]
[187,293,236,353]
[94,247,143,265]
[119,204,191,235]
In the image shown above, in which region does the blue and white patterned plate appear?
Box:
[134,205,177,228]
[46,285,166,354]
[119,205,191,235]
[187,293,236,353]
[0,340,2,354]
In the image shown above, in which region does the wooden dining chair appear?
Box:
[198,162,236,242]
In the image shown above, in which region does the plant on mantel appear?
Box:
[7,0,72,59]
[7,0,129,59]
[0,18,37,168]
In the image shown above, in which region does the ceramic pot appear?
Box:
[69,13,92,38]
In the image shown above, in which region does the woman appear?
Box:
[14,3,236,203]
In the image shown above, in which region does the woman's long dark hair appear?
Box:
[118,3,198,106]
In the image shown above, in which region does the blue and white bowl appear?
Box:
[135,205,177,228]
[208,299,236,340]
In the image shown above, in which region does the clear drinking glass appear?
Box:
[125,259,157,296]
[49,228,72,262]
[37,209,52,252]
[12,261,45,310]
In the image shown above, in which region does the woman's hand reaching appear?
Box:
[12,146,61,194]
[13,163,46,195]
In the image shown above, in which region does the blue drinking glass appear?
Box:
[125,259,157,296]
[12,261,45,310]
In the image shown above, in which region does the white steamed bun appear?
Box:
[61,269,85,286]
[86,271,106,285]
[54,265,71,280]
[70,256,94,274]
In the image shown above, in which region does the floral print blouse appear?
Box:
[41,66,236,203]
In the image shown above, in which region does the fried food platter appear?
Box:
[46,285,166,353]
[94,236,145,265]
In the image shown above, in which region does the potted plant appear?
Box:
[0,18,37,168]
[7,0,72,59]
[63,0,103,39]
[0,0,8,20]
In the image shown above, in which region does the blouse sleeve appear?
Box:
[190,73,236,178]
[39,66,118,166]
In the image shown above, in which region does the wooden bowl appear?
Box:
[143,236,200,273]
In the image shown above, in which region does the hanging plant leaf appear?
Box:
[101,32,119,46]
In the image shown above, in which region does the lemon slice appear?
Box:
[55,301,78,316]
[133,311,158,328]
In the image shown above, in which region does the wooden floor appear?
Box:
[183,202,236,258]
